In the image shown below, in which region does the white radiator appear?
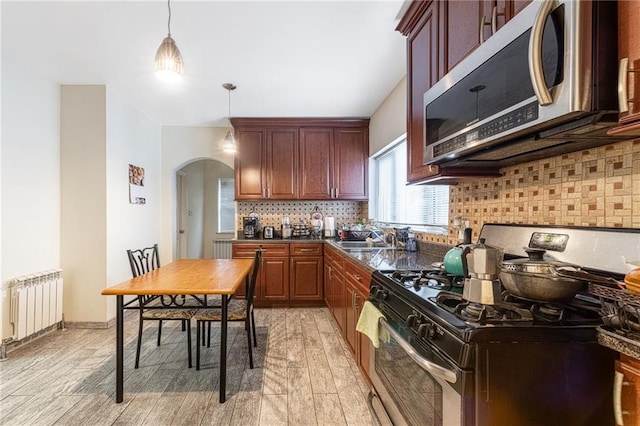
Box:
[10,269,63,340]
[213,240,233,259]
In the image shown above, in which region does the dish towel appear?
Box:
[356,301,390,348]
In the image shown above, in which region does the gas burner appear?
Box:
[391,271,421,283]
[436,291,534,324]
[455,301,534,324]
[502,293,603,324]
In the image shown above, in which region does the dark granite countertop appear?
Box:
[227,237,451,272]
[325,240,445,273]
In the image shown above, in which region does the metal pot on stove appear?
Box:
[500,248,583,302]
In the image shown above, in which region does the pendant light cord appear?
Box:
[167,0,172,37]
[227,88,232,128]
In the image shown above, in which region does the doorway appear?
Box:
[176,159,234,259]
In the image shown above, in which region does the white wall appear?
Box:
[60,85,162,323]
[160,126,233,265]
[369,76,407,156]
[1,54,61,340]
[105,87,162,320]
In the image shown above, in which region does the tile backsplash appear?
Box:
[237,201,368,229]
[417,139,640,246]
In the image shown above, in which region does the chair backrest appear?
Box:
[127,244,160,278]
[245,248,262,305]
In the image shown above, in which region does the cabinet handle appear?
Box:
[268,188,271,198]
[614,370,624,425]
[617,57,638,114]
[299,248,314,252]
[528,0,554,106]
[335,188,339,198]
[353,274,362,282]
[491,6,500,35]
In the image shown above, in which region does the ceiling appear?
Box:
[2,1,408,127]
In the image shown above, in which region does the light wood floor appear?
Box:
[0,307,375,425]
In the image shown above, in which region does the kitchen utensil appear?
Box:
[501,248,576,274]
[499,269,584,302]
[263,226,274,239]
[243,216,259,238]
[443,227,473,276]
[463,238,504,305]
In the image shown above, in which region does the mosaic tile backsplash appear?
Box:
[237,201,368,230]
[418,139,640,246]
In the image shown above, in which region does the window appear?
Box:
[372,138,448,232]
[218,178,235,233]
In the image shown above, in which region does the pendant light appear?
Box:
[154,0,184,83]
[222,83,238,153]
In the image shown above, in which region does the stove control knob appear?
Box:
[406,315,417,327]
[418,323,435,339]
[378,290,389,300]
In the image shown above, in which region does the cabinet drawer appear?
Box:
[345,260,371,293]
[291,243,323,256]
[232,243,290,257]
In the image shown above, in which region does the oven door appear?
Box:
[367,315,471,426]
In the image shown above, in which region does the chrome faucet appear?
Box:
[386,232,398,248]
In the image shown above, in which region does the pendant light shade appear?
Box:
[155,0,184,82]
[222,83,237,154]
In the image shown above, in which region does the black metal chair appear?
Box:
[194,248,262,370]
[126,244,194,368]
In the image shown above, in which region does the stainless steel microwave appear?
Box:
[423,0,630,168]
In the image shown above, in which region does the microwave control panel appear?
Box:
[430,101,539,161]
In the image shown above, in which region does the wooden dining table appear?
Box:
[101,258,254,403]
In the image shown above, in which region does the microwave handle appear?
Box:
[379,317,457,384]
[528,0,555,106]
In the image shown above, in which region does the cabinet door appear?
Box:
[618,1,640,127]
[332,268,346,335]
[333,128,368,200]
[445,1,482,71]
[290,256,323,301]
[344,282,358,356]
[234,128,266,200]
[266,128,298,199]
[299,128,333,199]
[405,2,442,184]
[615,357,640,426]
[355,287,371,382]
[260,257,290,303]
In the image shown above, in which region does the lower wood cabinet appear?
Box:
[231,242,323,307]
[290,243,324,301]
[615,354,640,426]
[324,245,371,382]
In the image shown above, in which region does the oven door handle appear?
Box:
[379,317,458,384]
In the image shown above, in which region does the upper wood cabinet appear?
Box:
[397,0,442,184]
[299,127,369,200]
[234,128,266,199]
[233,118,369,200]
[233,125,298,200]
[609,1,640,136]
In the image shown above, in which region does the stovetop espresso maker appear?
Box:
[462,238,504,305]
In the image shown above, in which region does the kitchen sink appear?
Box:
[335,240,394,250]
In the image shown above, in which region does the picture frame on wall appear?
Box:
[129,164,146,204]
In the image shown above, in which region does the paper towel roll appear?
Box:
[324,216,335,231]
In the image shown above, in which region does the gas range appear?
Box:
[366,224,640,426]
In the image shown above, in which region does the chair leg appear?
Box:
[157,320,163,346]
[246,317,254,369]
[186,319,192,369]
[196,321,201,370]
[182,320,186,332]
[251,310,257,347]
[200,321,205,346]
[207,322,212,348]
[135,316,144,369]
